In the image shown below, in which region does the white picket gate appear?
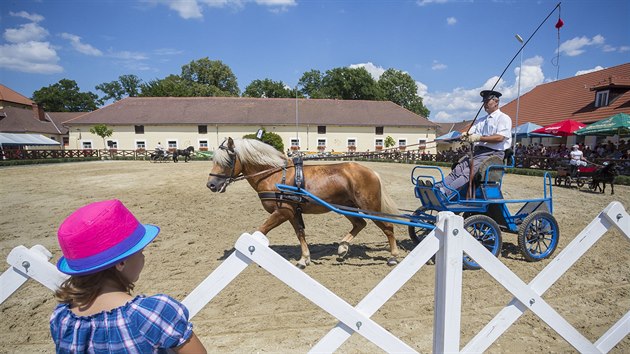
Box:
[1,202,628,353]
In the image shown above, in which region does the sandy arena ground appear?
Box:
[0,159,628,353]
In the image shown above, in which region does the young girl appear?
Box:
[50,199,206,353]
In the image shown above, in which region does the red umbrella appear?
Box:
[530,119,586,137]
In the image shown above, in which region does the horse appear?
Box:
[173,146,195,162]
[206,137,400,268]
[589,162,620,195]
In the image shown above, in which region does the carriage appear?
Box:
[406,157,559,269]
[554,164,598,189]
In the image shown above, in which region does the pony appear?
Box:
[589,162,620,195]
[206,137,400,268]
[173,146,195,163]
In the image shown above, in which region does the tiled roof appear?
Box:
[501,62,630,127]
[436,119,473,136]
[0,106,63,135]
[63,97,437,128]
[0,84,34,106]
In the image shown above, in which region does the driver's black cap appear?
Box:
[480,90,502,101]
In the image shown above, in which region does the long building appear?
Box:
[63,96,439,154]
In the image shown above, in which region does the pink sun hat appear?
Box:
[56,199,160,275]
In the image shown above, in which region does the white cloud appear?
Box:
[9,11,44,23]
[0,41,62,74]
[446,17,457,25]
[620,46,630,52]
[558,35,605,57]
[417,0,449,6]
[60,33,103,56]
[108,50,148,61]
[3,22,49,43]
[349,62,386,80]
[422,56,545,123]
[0,12,63,74]
[431,60,447,70]
[151,0,296,18]
[575,66,605,76]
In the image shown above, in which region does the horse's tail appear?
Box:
[376,173,399,215]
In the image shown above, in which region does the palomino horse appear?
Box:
[206,137,400,268]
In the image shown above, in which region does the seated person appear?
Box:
[569,144,587,176]
[435,90,512,197]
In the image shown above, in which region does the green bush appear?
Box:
[242,129,284,152]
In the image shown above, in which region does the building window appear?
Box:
[375,139,383,150]
[418,139,426,149]
[347,139,356,146]
[198,125,208,134]
[595,90,609,107]
[398,139,406,147]
[199,140,208,151]
[375,126,384,135]
[317,139,326,150]
[318,126,326,134]
[136,141,146,150]
[290,138,300,150]
[167,140,177,149]
[82,141,92,149]
[106,140,118,149]
[134,125,144,134]
[63,137,69,146]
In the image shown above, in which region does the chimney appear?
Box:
[32,103,47,121]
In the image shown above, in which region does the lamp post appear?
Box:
[515,34,524,148]
[295,85,300,153]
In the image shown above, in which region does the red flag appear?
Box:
[555,18,564,29]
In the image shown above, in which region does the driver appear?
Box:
[436,90,512,196]
[569,144,587,176]
[155,142,167,158]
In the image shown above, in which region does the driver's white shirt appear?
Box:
[469,109,512,151]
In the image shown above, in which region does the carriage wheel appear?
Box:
[517,211,559,262]
[554,176,562,186]
[408,207,438,244]
[564,176,572,188]
[576,178,585,188]
[463,215,502,270]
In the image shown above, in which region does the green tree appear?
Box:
[181,57,240,96]
[321,67,383,100]
[139,75,223,97]
[96,74,142,102]
[243,79,294,98]
[89,124,114,149]
[32,79,99,112]
[378,69,430,117]
[385,136,396,148]
[242,129,284,152]
[298,70,324,98]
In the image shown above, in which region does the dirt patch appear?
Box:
[1,160,628,353]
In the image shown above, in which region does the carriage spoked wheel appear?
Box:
[564,176,572,188]
[462,215,502,270]
[407,207,438,244]
[554,176,562,186]
[517,211,559,262]
[576,178,586,188]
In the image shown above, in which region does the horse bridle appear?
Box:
[208,139,293,187]
[208,140,244,186]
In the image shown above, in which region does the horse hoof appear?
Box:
[337,241,349,258]
[387,257,398,266]
[296,262,306,269]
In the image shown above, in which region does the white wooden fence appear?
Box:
[1,202,628,353]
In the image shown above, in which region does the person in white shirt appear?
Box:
[569,144,587,176]
[155,142,167,158]
[436,90,512,195]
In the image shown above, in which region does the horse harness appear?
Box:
[258,157,308,230]
[208,143,309,228]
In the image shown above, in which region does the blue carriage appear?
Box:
[408,156,560,269]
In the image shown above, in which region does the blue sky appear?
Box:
[1,0,628,123]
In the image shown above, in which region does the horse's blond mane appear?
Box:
[213,138,287,168]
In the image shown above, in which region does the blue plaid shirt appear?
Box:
[50,294,193,353]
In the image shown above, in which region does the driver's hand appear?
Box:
[462,133,481,143]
